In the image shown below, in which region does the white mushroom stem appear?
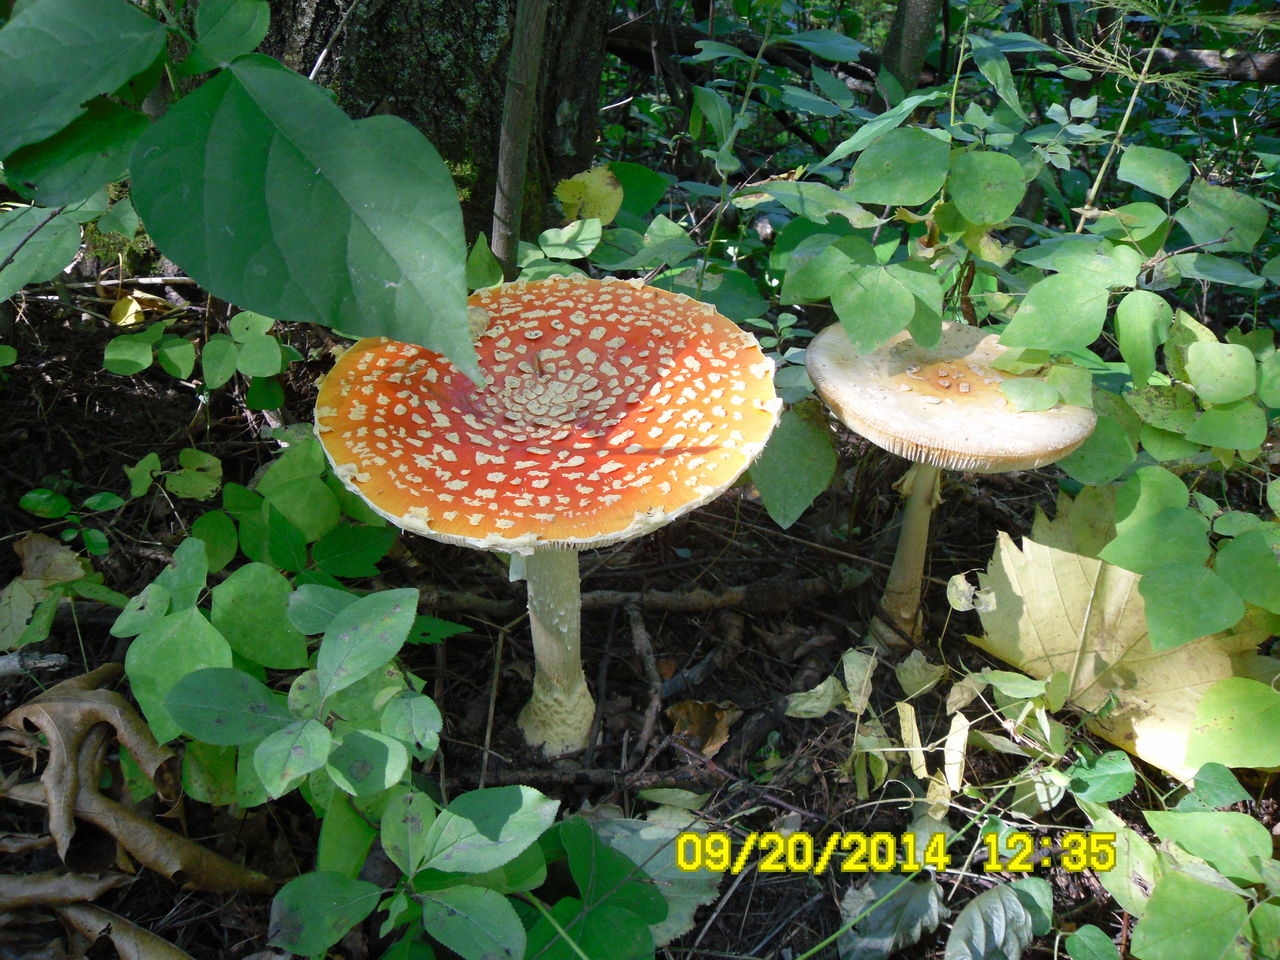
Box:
[516,546,595,755]
[869,461,942,651]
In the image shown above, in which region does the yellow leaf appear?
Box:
[972,488,1278,778]
[896,701,929,780]
[555,165,623,225]
[109,296,145,327]
[0,533,89,649]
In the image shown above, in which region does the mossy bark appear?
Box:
[265,0,608,238]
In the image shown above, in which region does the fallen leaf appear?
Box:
[895,650,947,699]
[0,869,128,908]
[0,533,90,649]
[664,701,741,758]
[54,902,196,959]
[973,489,1279,778]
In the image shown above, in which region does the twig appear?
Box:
[0,650,68,678]
[670,742,823,823]
[308,0,364,81]
[627,601,662,769]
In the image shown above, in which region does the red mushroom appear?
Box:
[315,276,780,754]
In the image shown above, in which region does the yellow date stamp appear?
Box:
[674,830,1116,875]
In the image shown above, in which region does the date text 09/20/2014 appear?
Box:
[674,831,1118,875]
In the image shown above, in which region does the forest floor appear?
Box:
[1,287,1265,959]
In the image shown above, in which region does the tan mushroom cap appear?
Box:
[806,321,1096,472]
[316,275,782,553]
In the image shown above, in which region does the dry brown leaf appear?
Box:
[0,833,53,854]
[2,780,274,895]
[665,700,742,758]
[53,902,195,960]
[0,533,89,650]
[973,488,1280,778]
[2,664,178,858]
[0,870,128,909]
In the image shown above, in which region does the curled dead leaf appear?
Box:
[53,902,195,960]
[665,700,742,759]
[0,869,128,909]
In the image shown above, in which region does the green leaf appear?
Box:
[817,91,947,168]
[420,785,559,874]
[125,608,233,742]
[1000,378,1058,412]
[748,405,836,529]
[181,741,239,806]
[316,792,377,879]
[154,537,209,611]
[264,502,307,571]
[949,149,1026,225]
[19,488,72,519]
[1099,507,1208,574]
[525,897,653,960]
[781,84,841,118]
[103,331,156,375]
[1185,342,1258,405]
[164,667,293,745]
[0,0,166,157]
[1130,871,1249,960]
[381,788,437,876]
[419,885,525,960]
[608,161,669,224]
[943,881,1034,960]
[234,331,283,378]
[1184,399,1267,451]
[1066,924,1120,960]
[1114,290,1172,386]
[254,718,332,797]
[110,582,170,638]
[691,86,733,145]
[164,448,223,501]
[538,218,602,260]
[1186,677,1280,769]
[1173,763,1249,811]
[1057,413,1135,484]
[316,588,419,697]
[466,232,504,289]
[1066,750,1135,802]
[156,336,196,379]
[561,817,666,922]
[380,691,443,758]
[780,234,877,303]
[185,0,270,71]
[287,584,360,635]
[131,55,477,379]
[1139,564,1244,650]
[190,509,237,573]
[245,375,286,410]
[1016,235,1142,289]
[837,873,947,960]
[0,206,81,301]
[1175,180,1269,254]
[1216,530,1280,614]
[832,264,916,352]
[268,871,381,956]
[4,98,149,207]
[1000,271,1109,352]
[847,128,949,206]
[1113,466,1188,537]
[311,521,395,577]
[262,477,339,543]
[98,197,139,237]
[1170,252,1264,289]
[967,35,1028,122]
[210,562,307,668]
[200,334,239,389]
[1116,146,1190,199]
[1143,810,1271,884]
[784,29,868,61]
[326,729,408,797]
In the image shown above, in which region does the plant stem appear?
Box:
[516,546,594,755]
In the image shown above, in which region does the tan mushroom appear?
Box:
[316,275,781,755]
[805,321,1095,650]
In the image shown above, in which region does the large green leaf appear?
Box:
[0,206,81,301]
[5,99,149,206]
[1175,180,1268,254]
[420,885,526,960]
[1116,146,1190,199]
[999,271,1109,352]
[848,128,950,206]
[131,56,477,378]
[0,0,166,158]
[315,587,419,697]
[124,608,233,742]
[164,667,293,745]
[210,562,307,668]
[949,150,1026,225]
[837,874,948,960]
[748,404,836,529]
[1185,677,1280,769]
[268,872,381,956]
[943,881,1035,960]
[420,785,559,874]
[1129,871,1249,960]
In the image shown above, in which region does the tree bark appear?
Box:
[880,0,943,96]
[265,0,610,239]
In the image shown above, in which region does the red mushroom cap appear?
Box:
[315,276,781,552]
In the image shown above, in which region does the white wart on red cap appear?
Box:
[805,321,1096,472]
[316,275,782,552]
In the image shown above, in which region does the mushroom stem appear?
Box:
[869,461,942,650]
[517,546,595,755]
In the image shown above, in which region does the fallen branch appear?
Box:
[0,649,68,677]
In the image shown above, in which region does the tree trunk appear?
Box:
[880,0,942,96]
[265,0,609,239]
